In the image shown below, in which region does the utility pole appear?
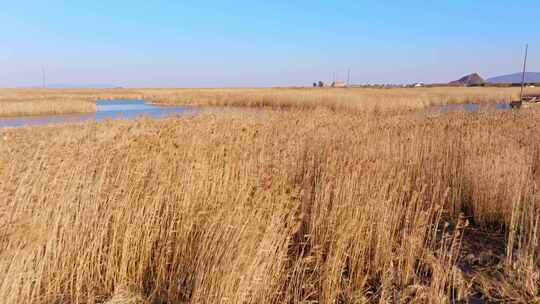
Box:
[42,67,46,89]
[520,44,528,101]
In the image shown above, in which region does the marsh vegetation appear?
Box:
[2,86,539,117]
[1,88,540,303]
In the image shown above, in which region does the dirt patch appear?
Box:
[458,228,506,276]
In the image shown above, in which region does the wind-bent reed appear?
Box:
[1,106,539,303]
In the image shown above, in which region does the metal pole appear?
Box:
[520,44,528,101]
[42,67,46,89]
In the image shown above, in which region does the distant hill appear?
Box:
[46,83,123,89]
[487,72,540,84]
[449,73,485,86]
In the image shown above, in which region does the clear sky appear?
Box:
[1,1,539,88]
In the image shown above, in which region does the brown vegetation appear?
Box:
[0,89,141,117]
[142,87,537,111]
[1,99,540,302]
[2,87,540,117]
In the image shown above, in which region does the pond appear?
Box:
[0,100,192,128]
[0,101,517,129]
[435,103,511,112]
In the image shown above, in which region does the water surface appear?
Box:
[0,100,192,128]
[435,103,511,112]
[0,100,517,129]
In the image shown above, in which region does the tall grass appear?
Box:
[0,89,142,117]
[143,87,540,111]
[2,87,540,117]
[1,106,539,303]
[0,98,96,117]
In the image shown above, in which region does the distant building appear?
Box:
[332,81,347,88]
[413,83,424,87]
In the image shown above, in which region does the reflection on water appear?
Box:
[0,100,192,128]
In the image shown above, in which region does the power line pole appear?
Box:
[520,44,528,101]
[42,67,46,89]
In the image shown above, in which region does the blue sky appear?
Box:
[1,1,539,88]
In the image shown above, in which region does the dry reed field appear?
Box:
[2,87,540,117]
[0,89,142,117]
[142,87,537,111]
[1,93,540,303]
